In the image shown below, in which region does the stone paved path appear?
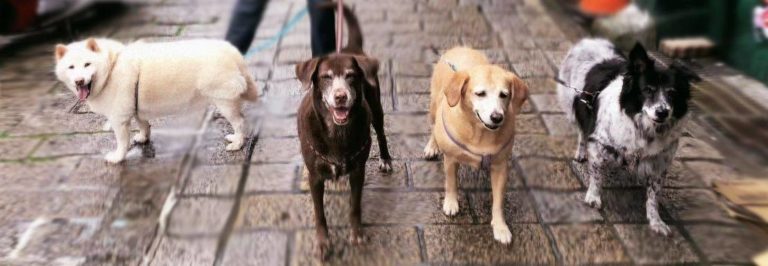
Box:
[1,0,767,265]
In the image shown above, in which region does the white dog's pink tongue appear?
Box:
[77,87,89,101]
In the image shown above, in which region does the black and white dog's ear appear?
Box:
[296,57,321,90]
[628,42,652,74]
[670,61,702,83]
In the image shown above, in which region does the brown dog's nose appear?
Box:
[334,90,348,105]
[75,79,85,86]
[490,112,504,124]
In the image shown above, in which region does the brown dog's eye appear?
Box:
[84,63,91,67]
[500,92,509,98]
[68,65,74,69]
[475,91,486,97]
[319,74,332,80]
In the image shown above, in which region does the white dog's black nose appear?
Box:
[75,79,85,86]
[490,112,504,124]
[655,109,669,120]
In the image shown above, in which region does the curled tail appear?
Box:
[240,63,259,101]
[316,2,363,53]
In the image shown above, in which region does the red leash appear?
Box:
[335,0,343,53]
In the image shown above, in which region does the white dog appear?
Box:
[54,38,258,163]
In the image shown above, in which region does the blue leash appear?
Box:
[244,6,309,58]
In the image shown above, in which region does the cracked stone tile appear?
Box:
[150,236,217,265]
[0,138,40,160]
[222,232,288,266]
[469,191,538,223]
[291,226,420,266]
[167,198,233,236]
[182,164,241,196]
[409,160,524,189]
[518,158,582,189]
[686,224,768,264]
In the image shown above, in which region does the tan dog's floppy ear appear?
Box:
[508,73,529,110]
[353,55,380,87]
[445,71,469,107]
[55,44,67,61]
[295,58,321,90]
[85,38,100,53]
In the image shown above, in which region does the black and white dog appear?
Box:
[557,39,699,235]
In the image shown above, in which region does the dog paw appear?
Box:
[584,193,602,209]
[348,231,367,245]
[573,155,587,163]
[423,141,440,160]
[378,159,393,173]
[225,134,241,142]
[442,197,459,216]
[104,151,125,164]
[132,134,148,144]
[316,239,330,261]
[650,221,672,236]
[491,221,512,244]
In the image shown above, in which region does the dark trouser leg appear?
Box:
[225,0,268,54]
[307,0,336,56]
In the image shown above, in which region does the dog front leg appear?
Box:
[348,164,366,244]
[308,170,330,259]
[368,89,392,173]
[639,158,672,236]
[490,161,512,244]
[574,132,587,163]
[442,157,459,216]
[105,118,130,163]
[423,133,440,160]
[584,144,607,209]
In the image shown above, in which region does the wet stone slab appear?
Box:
[423,224,555,264]
[12,218,100,261]
[182,164,241,196]
[247,163,298,192]
[410,160,525,189]
[33,133,115,158]
[614,224,699,264]
[686,224,768,264]
[518,158,582,189]
[221,231,288,266]
[0,137,41,160]
[0,190,114,223]
[149,236,217,266]
[0,158,80,189]
[167,197,233,236]
[469,191,538,223]
[661,189,735,224]
[291,226,421,266]
[531,191,603,223]
[550,224,630,264]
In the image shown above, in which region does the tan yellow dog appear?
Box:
[424,46,528,243]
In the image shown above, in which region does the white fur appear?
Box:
[55,38,258,163]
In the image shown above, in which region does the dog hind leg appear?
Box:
[213,99,246,151]
[133,117,150,144]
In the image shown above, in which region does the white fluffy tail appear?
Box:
[240,64,259,101]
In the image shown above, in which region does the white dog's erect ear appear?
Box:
[295,57,321,90]
[55,44,68,61]
[445,71,469,107]
[507,73,529,110]
[85,38,100,53]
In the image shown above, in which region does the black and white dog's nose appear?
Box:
[490,112,504,124]
[655,109,669,119]
[334,91,348,105]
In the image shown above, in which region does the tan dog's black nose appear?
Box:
[490,112,504,124]
[334,90,348,105]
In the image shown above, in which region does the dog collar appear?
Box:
[441,110,514,172]
[554,76,600,110]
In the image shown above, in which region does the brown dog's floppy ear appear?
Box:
[507,73,529,110]
[295,58,321,90]
[85,38,100,53]
[445,71,469,107]
[55,44,68,61]
[353,55,380,87]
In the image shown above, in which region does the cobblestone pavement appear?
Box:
[1,0,767,265]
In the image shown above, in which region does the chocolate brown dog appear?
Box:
[295,3,392,258]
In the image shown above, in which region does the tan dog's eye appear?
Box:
[84,63,91,67]
[319,74,332,80]
[68,65,74,69]
[475,91,486,97]
[500,91,509,98]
